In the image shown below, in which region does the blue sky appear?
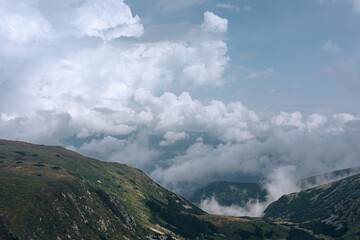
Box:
[129,0,360,113]
[1,0,360,199]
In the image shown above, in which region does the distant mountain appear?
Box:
[264,173,360,239]
[186,181,267,207]
[1,139,325,240]
[186,167,360,209]
[299,166,360,189]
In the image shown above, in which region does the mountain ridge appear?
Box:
[264,173,360,239]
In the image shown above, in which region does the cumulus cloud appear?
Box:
[75,135,160,170]
[74,0,143,40]
[202,12,228,34]
[159,131,189,146]
[0,0,54,43]
[0,111,73,145]
[0,5,231,148]
[151,111,360,193]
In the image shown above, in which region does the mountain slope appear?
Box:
[0,139,213,239]
[264,173,360,239]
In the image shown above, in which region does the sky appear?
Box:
[1,0,360,200]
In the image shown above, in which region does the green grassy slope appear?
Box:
[264,173,360,239]
[0,139,212,239]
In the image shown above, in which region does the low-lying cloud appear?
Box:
[198,166,300,217]
[199,165,360,217]
[200,197,266,217]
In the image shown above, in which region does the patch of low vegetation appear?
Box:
[288,227,321,240]
[146,197,216,238]
[13,151,26,156]
[33,163,45,167]
[299,221,348,238]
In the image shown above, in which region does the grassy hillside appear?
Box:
[0,139,335,239]
[264,173,360,239]
[0,139,214,239]
[186,181,267,207]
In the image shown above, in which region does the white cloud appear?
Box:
[306,114,327,132]
[159,131,189,146]
[200,196,266,217]
[0,0,54,43]
[263,166,300,201]
[322,40,340,53]
[182,41,229,86]
[216,3,240,11]
[150,111,360,192]
[76,136,160,170]
[74,0,143,41]
[202,12,228,34]
[271,111,304,129]
[333,113,359,123]
[198,166,301,217]
[0,111,73,145]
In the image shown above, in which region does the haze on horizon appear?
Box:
[1,0,360,214]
